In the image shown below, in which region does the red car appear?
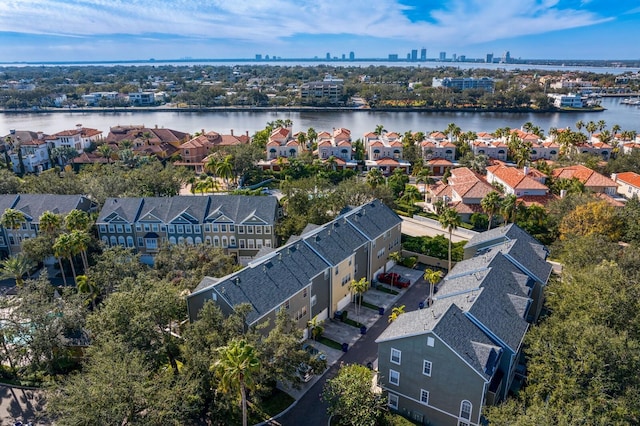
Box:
[378,272,410,288]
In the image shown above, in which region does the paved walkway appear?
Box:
[0,385,47,425]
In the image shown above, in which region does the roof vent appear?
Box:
[234,277,240,286]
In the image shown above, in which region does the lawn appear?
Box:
[249,388,295,425]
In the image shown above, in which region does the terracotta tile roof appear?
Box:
[375,157,404,166]
[487,165,548,191]
[477,132,494,139]
[552,165,617,189]
[317,131,331,138]
[390,140,403,147]
[427,158,454,166]
[421,141,436,148]
[285,140,299,146]
[452,201,484,214]
[270,127,290,138]
[370,141,384,147]
[594,193,625,207]
[616,172,640,188]
[333,128,351,137]
[364,132,377,137]
[337,140,352,147]
[266,140,280,147]
[181,135,209,149]
[386,132,400,138]
[318,140,331,147]
[430,131,447,139]
[517,194,557,207]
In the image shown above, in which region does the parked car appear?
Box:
[377,272,410,288]
[296,362,314,383]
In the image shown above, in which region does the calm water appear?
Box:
[2,98,640,137]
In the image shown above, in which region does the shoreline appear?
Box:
[0,106,606,114]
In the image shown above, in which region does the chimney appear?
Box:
[611,173,618,182]
[76,123,82,130]
[37,131,43,140]
[155,124,158,129]
[246,130,249,137]
[230,129,234,136]
[560,189,567,198]
[523,166,529,176]
[201,129,205,135]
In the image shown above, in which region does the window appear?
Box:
[137,237,143,246]
[264,226,271,234]
[143,224,150,232]
[127,236,134,247]
[221,224,227,232]
[256,239,263,249]
[213,237,220,247]
[222,236,228,248]
[423,360,432,377]
[256,226,262,234]
[303,288,307,298]
[213,224,219,233]
[194,225,201,233]
[239,239,245,249]
[185,224,192,233]
[420,389,429,405]
[238,225,244,234]
[177,225,184,233]
[229,224,235,232]
[135,224,142,232]
[125,224,132,233]
[168,225,175,233]
[204,224,211,232]
[160,225,166,232]
[388,393,399,410]
[265,239,272,248]
[108,224,115,233]
[99,225,106,233]
[390,348,401,365]
[427,337,435,347]
[246,225,254,234]
[248,239,255,249]
[145,238,157,249]
[389,369,400,386]
[311,295,317,307]
[458,401,472,426]
[230,237,236,247]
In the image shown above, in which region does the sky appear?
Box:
[0,0,638,63]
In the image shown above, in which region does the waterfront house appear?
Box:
[45,124,103,164]
[425,167,494,221]
[2,130,51,174]
[97,195,279,265]
[175,129,249,173]
[486,165,549,197]
[552,164,617,195]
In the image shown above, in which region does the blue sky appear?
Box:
[0,0,638,62]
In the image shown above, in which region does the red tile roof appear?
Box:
[616,172,640,188]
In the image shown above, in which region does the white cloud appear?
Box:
[0,0,611,46]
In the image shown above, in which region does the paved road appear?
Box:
[401,217,475,242]
[278,275,430,426]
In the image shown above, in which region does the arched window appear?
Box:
[531,150,537,155]
[195,237,202,245]
[459,400,472,425]
[127,236,134,247]
[178,236,185,244]
[205,236,212,245]
[110,236,117,246]
[169,236,177,245]
[498,150,505,154]
[186,237,194,245]
[118,236,125,246]
[550,150,557,155]
[222,236,228,248]
[478,149,485,154]
[289,149,296,157]
[213,236,220,247]
[102,236,109,246]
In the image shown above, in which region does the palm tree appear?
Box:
[611,124,621,137]
[70,230,91,272]
[1,208,25,255]
[297,132,307,151]
[423,268,442,306]
[216,155,235,189]
[374,124,385,136]
[213,339,260,426]
[349,277,369,325]
[575,120,584,133]
[500,194,518,225]
[399,184,422,207]
[481,191,502,231]
[97,144,113,163]
[39,211,63,236]
[366,168,385,189]
[204,155,219,176]
[388,305,405,323]
[65,209,90,232]
[597,120,606,132]
[438,207,460,272]
[76,274,99,309]
[307,127,317,146]
[0,254,34,288]
[586,121,597,139]
[53,233,76,285]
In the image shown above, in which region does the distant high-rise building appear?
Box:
[326,52,331,60]
[342,54,346,60]
[411,49,418,61]
[459,55,466,62]
[452,53,457,61]
[439,51,446,61]
[486,53,494,63]
[502,51,511,63]
[265,55,270,60]
[349,51,355,61]
[420,48,427,61]
[255,54,262,60]
[389,54,399,61]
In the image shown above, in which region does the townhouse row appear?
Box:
[376,224,552,426]
[186,200,402,337]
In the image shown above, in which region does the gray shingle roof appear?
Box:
[97,195,278,225]
[302,219,369,265]
[2,194,93,221]
[465,223,548,260]
[208,242,328,324]
[344,200,402,240]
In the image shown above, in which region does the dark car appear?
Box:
[377,272,410,288]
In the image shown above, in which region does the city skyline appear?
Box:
[0,1,639,63]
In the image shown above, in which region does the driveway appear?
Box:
[277,273,429,425]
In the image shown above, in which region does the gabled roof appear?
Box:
[486,165,548,191]
[3,194,95,222]
[302,219,369,265]
[344,199,402,240]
